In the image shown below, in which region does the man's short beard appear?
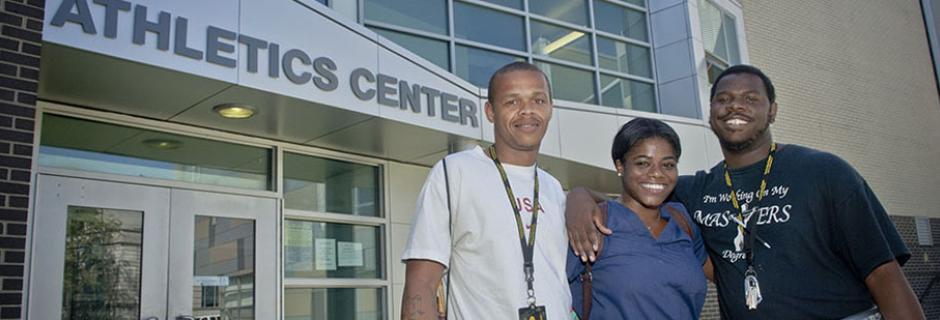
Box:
[714,124,770,153]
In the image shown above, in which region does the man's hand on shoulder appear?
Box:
[566,187,611,262]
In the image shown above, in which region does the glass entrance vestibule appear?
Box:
[27,109,390,320]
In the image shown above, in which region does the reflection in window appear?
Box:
[531,21,593,66]
[455,45,525,87]
[283,220,383,279]
[529,0,588,26]
[285,288,384,320]
[193,216,255,320]
[596,36,652,78]
[39,115,272,191]
[699,0,740,83]
[594,0,648,42]
[364,0,447,35]
[622,0,645,7]
[600,74,655,112]
[455,2,526,51]
[284,152,380,217]
[62,206,143,320]
[479,0,522,10]
[372,27,450,70]
[537,61,597,104]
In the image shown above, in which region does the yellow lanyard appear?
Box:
[723,143,776,265]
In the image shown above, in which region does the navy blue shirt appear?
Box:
[674,144,910,319]
[567,201,707,319]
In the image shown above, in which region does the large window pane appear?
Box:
[596,36,651,77]
[284,152,380,216]
[364,0,447,35]
[372,27,450,70]
[455,2,525,51]
[285,288,384,320]
[284,220,383,279]
[455,45,525,87]
[531,21,593,66]
[600,74,655,112]
[698,0,739,65]
[536,61,597,104]
[594,0,648,42]
[39,115,272,191]
[724,13,740,64]
[62,206,142,320]
[530,0,588,26]
[193,216,255,320]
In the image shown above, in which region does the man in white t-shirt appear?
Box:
[401,62,571,320]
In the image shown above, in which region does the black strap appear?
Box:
[442,158,453,319]
[486,145,540,309]
[664,204,694,240]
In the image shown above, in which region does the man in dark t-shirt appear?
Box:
[566,65,924,318]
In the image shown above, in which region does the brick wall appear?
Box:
[0,0,40,318]
[725,0,940,316]
[739,0,940,218]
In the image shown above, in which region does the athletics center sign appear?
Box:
[44,0,483,137]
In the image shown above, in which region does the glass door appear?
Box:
[167,189,278,320]
[28,175,278,320]
[29,175,171,320]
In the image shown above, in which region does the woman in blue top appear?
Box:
[567,118,712,319]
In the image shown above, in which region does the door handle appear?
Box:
[143,317,159,320]
[175,316,196,320]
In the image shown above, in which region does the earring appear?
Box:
[617,172,622,177]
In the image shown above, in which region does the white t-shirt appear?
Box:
[401,146,571,319]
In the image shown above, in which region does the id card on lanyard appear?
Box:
[486,146,548,320]
[723,143,776,311]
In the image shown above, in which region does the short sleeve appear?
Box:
[400,160,453,267]
[672,175,697,205]
[830,170,910,280]
[691,216,707,265]
[670,201,707,265]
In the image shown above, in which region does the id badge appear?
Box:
[518,305,547,320]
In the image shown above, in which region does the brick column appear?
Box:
[0,0,42,319]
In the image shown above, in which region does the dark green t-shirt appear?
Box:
[674,144,910,319]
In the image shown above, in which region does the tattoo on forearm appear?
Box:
[405,294,426,320]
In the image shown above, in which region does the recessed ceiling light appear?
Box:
[213,103,256,119]
[143,139,182,150]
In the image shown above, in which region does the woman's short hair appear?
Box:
[611,117,682,164]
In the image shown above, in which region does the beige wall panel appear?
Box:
[741,0,940,217]
[388,162,432,225]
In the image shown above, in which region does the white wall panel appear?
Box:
[558,109,621,170]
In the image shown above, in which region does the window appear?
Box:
[600,73,655,111]
[699,0,741,83]
[364,0,447,35]
[282,152,386,319]
[365,0,664,115]
[372,27,450,70]
[285,288,384,320]
[537,61,597,104]
[454,2,526,51]
[455,45,525,87]
[38,114,273,191]
[530,0,589,27]
[596,36,651,78]
[283,152,380,216]
[531,21,593,66]
[593,0,648,42]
